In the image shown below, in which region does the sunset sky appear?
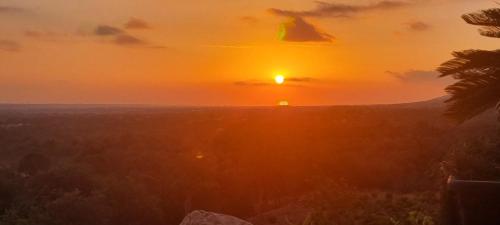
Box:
[1,0,499,105]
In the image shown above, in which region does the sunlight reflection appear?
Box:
[278,100,289,106]
[195,152,204,159]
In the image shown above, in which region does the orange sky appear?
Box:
[0,0,498,105]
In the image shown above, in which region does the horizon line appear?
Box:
[0,96,447,108]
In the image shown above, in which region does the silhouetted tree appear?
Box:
[438,8,500,123]
[462,8,500,38]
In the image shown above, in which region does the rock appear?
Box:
[180,210,253,225]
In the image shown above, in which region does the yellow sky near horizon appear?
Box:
[0,0,498,105]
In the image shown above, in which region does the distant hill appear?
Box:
[404,96,498,128]
[387,96,448,109]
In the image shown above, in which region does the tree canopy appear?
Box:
[439,8,500,123]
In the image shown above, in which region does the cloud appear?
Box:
[0,6,26,14]
[202,44,253,49]
[279,17,333,42]
[388,70,447,83]
[113,34,146,45]
[406,21,431,31]
[287,77,319,82]
[24,30,69,40]
[234,80,271,86]
[234,77,321,87]
[269,1,410,18]
[24,30,43,38]
[148,45,169,49]
[124,18,150,29]
[92,24,150,47]
[0,40,21,52]
[94,25,124,36]
[91,23,166,48]
[240,16,259,24]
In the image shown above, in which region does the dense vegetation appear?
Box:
[0,102,498,225]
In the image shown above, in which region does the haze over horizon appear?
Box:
[1,0,497,105]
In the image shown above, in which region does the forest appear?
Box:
[0,99,498,225]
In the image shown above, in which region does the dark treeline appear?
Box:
[0,104,498,225]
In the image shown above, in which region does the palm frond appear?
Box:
[438,50,500,77]
[479,26,500,38]
[438,49,500,123]
[443,69,500,123]
[439,8,500,123]
[462,8,500,26]
[462,8,500,38]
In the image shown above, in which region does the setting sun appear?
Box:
[278,100,289,106]
[275,75,285,85]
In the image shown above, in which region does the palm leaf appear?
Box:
[443,70,500,122]
[479,26,500,38]
[438,50,500,123]
[462,8,500,26]
[438,50,500,76]
[462,8,500,38]
[438,8,500,123]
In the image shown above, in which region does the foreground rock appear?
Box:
[180,210,253,225]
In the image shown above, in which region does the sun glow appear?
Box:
[275,75,285,85]
[278,100,289,106]
[195,152,204,159]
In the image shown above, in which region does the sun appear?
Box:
[275,75,285,84]
[278,100,289,106]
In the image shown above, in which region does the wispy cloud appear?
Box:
[114,34,146,45]
[124,18,150,29]
[201,44,254,49]
[240,16,259,24]
[94,25,124,36]
[0,40,21,52]
[269,1,410,18]
[388,70,449,83]
[279,17,333,42]
[234,80,271,86]
[92,24,158,48]
[24,30,44,38]
[406,21,431,31]
[24,30,70,41]
[234,77,322,87]
[287,77,320,82]
[0,6,26,14]
[269,1,415,43]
